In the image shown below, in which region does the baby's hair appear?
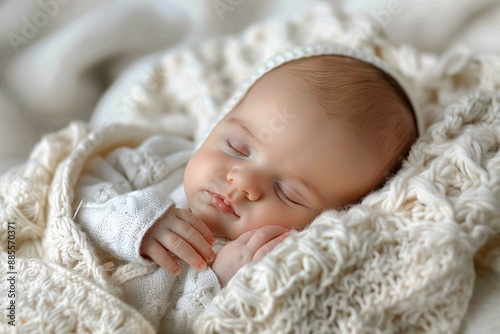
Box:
[278,55,418,178]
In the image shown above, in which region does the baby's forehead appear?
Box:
[232,53,417,168]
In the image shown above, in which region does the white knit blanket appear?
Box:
[1,4,500,333]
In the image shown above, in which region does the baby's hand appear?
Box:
[212,225,290,287]
[140,207,216,275]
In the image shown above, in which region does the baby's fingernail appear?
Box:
[173,267,181,275]
[208,253,216,262]
[198,261,207,270]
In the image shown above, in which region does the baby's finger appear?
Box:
[253,232,290,262]
[232,229,257,245]
[169,219,216,263]
[175,209,215,245]
[142,239,181,275]
[156,230,208,272]
[247,225,290,253]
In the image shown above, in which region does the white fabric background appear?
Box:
[1,1,499,332]
[2,0,500,171]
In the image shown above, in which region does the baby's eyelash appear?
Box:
[275,182,299,207]
[225,140,248,157]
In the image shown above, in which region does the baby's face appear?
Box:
[184,70,386,240]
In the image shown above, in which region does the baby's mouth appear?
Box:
[207,191,239,217]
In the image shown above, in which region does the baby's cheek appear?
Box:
[245,208,283,231]
[276,210,315,230]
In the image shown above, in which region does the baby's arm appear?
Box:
[74,155,174,264]
[211,225,290,287]
[74,135,215,268]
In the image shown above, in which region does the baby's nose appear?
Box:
[226,167,262,201]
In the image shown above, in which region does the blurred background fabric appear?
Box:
[0,1,499,332]
[1,0,500,174]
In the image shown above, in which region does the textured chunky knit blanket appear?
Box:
[1,4,500,333]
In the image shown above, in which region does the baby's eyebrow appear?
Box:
[226,117,259,144]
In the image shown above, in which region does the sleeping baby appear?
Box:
[74,45,421,332]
